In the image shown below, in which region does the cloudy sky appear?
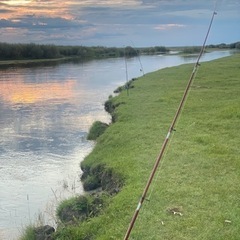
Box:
[0,0,239,47]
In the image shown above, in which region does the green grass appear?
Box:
[87,121,109,140]
[51,53,240,239]
[0,57,70,66]
[19,225,35,240]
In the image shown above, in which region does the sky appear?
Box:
[0,0,239,47]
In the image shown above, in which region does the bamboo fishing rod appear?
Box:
[124,7,217,240]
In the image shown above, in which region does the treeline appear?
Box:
[182,46,202,54]
[0,43,60,60]
[1,41,238,61]
[207,42,240,49]
[181,41,240,54]
[139,46,170,55]
[0,42,169,61]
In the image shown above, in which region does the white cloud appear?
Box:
[165,9,213,19]
[70,0,141,7]
[1,0,31,5]
[154,24,186,31]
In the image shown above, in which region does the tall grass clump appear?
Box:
[20,226,35,240]
[80,163,124,193]
[56,194,108,225]
[20,224,55,240]
[87,121,109,140]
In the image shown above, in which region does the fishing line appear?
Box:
[214,0,222,12]
[123,3,218,239]
[123,41,145,96]
[129,40,145,76]
[124,46,129,96]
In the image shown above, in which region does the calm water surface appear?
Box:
[0,50,232,239]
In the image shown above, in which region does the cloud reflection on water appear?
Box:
[0,78,77,104]
[0,69,90,156]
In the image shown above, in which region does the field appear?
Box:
[22,53,240,239]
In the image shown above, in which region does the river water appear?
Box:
[0,50,232,239]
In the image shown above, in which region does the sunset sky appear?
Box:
[0,0,239,47]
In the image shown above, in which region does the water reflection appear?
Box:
[0,76,84,156]
[0,79,76,104]
[0,63,110,239]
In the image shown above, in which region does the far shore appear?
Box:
[0,57,71,67]
[0,47,234,68]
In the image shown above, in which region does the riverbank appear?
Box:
[0,57,71,67]
[0,47,234,68]
[21,53,240,239]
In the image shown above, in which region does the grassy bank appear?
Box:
[22,53,240,239]
[0,57,71,67]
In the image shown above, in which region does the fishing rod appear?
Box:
[123,5,218,240]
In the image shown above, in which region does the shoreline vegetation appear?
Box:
[20,52,240,239]
[0,41,240,67]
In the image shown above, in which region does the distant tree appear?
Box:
[207,44,216,48]
[124,46,137,57]
[218,43,227,49]
[182,47,201,54]
[229,43,236,49]
[154,46,169,53]
[235,42,240,49]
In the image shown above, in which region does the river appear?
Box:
[0,50,232,239]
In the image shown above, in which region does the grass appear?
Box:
[87,121,109,140]
[21,53,240,239]
[55,53,240,239]
[56,194,108,225]
[19,226,35,240]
